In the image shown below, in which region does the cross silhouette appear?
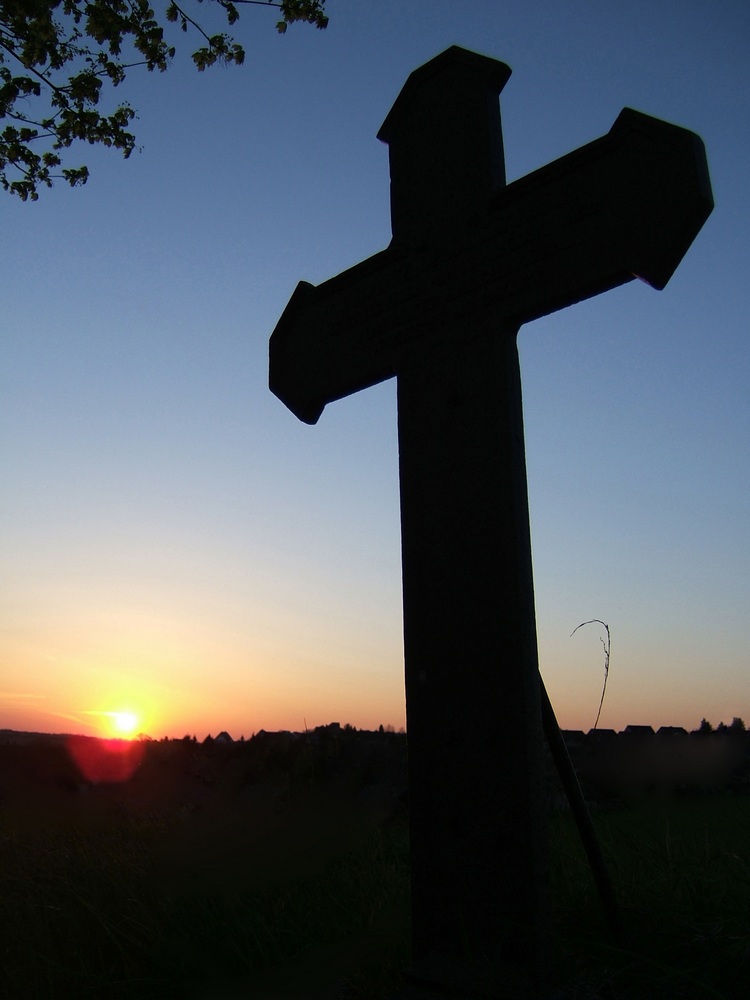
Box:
[270,46,712,996]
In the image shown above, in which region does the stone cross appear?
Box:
[269,47,712,996]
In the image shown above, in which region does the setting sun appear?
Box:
[109,711,139,739]
[82,703,150,741]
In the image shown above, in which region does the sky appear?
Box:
[1,0,748,740]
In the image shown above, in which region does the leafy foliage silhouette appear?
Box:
[0,1,328,199]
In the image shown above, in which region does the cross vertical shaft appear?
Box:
[396,322,548,990]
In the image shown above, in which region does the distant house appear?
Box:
[561,730,586,751]
[586,728,617,743]
[622,725,655,739]
[657,726,688,739]
[215,731,234,744]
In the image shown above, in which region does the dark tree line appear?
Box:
[696,717,746,735]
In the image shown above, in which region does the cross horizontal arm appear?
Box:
[269,108,712,426]
[269,234,497,425]
[484,108,713,325]
[268,247,403,424]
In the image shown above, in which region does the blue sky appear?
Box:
[1,0,748,738]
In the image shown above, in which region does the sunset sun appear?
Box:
[109,711,139,739]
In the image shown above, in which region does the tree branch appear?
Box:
[0,37,67,96]
[168,3,216,48]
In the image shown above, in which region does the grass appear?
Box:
[0,799,410,999]
[549,795,750,998]
[1,791,749,998]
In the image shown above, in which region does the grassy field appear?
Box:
[0,791,410,1000]
[1,791,748,999]
[550,795,750,998]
